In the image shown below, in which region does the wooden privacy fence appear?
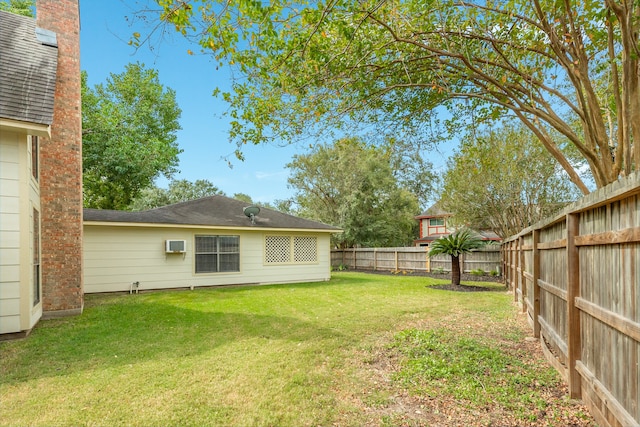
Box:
[331,246,501,274]
[502,172,640,427]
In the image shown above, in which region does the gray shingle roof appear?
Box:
[416,202,451,218]
[84,195,341,231]
[0,10,57,125]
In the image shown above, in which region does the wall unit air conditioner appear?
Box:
[165,239,186,253]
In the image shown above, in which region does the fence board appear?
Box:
[331,246,501,275]
[502,172,640,427]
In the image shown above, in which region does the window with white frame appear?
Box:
[33,208,40,306]
[195,235,240,273]
[31,136,39,182]
[429,218,445,226]
[265,235,318,264]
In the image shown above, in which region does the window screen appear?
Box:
[429,218,445,226]
[195,235,240,273]
[33,208,40,306]
[31,136,39,181]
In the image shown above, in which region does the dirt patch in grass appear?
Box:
[339,311,596,427]
[428,283,500,292]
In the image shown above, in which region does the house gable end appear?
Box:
[0,10,58,126]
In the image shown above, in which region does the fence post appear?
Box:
[512,242,516,294]
[509,240,518,295]
[519,237,526,308]
[532,229,541,338]
[501,244,507,288]
[374,248,378,271]
[426,247,430,272]
[566,213,582,399]
[394,249,398,271]
[353,248,356,270]
[511,238,520,302]
[504,240,513,291]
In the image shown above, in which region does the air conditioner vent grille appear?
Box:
[166,240,186,253]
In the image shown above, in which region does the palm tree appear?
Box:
[428,229,484,287]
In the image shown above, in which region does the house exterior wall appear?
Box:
[0,131,42,334]
[83,225,332,293]
[419,217,451,238]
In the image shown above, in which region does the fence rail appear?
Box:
[331,246,501,274]
[502,172,640,427]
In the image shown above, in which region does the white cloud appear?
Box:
[254,170,289,181]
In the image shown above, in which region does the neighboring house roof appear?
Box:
[414,229,501,245]
[415,202,452,219]
[84,195,342,232]
[476,229,502,241]
[413,234,446,245]
[0,10,58,125]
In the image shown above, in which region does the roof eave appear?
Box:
[0,118,51,137]
[83,220,342,233]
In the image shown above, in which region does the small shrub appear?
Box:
[333,264,348,271]
[490,270,500,277]
[432,267,446,274]
[470,268,485,276]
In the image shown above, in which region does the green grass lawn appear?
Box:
[0,272,592,426]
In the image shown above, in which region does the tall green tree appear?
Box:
[287,138,424,248]
[440,123,582,238]
[0,0,33,16]
[82,63,182,209]
[232,193,253,204]
[138,0,640,192]
[130,179,224,210]
[229,193,292,213]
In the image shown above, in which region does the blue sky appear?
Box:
[79,1,453,205]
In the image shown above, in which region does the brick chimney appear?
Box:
[36,0,84,317]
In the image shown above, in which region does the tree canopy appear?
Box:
[130,179,224,210]
[0,0,33,16]
[286,137,428,248]
[440,122,582,238]
[82,63,182,209]
[137,0,640,193]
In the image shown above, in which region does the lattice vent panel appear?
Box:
[294,237,317,262]
[265,235,291,263]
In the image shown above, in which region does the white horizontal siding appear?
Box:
[0,230,19,248]
[84,225,332,293]
[0,278,21,335]
[0,161,18,180]
[0,312,20,334]
[0,213,19,232]
[0,137,19,157]
[0,178,19,198]
[0,196,19,214]
[0,297,20,316]
[0,247,20,265]
[1,136,22,334]
[0,264,19,285]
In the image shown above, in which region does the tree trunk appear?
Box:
[451,255,461,287]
